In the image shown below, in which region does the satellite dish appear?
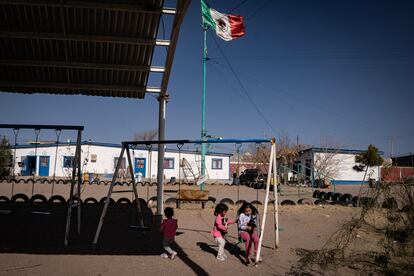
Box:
[196,175,209,186]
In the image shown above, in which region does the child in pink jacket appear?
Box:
[160,207,178,259]
[212,203,235,261]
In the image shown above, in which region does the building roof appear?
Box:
[0,0,190,99]
[15,141,233,157]
[300,147,384,155]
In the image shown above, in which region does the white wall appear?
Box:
[13,144,230,181]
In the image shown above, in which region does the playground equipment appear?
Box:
[93,137,279,264]
[0,124,83,247]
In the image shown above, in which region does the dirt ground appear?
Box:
[0,182,363,275]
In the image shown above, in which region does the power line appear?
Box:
[209,29,280,137]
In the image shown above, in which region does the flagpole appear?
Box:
[200,26,207,191]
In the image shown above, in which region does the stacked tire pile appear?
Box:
[312,190,386,207]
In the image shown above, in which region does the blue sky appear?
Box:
[0,0,413,157]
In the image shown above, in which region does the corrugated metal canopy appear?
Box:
[0,0,189,99]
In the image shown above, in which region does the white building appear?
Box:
[12,142,231,182]
[295,148,382,184]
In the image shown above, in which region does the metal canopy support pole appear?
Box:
[156,94,167,223]
[200,27,207,191]
[255,139,276,263]
[93,146,126,246]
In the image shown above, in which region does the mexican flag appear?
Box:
[201,0,245,41]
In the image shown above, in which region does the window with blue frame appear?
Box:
[163,158,174,169]
[63,156,74,168]
[212,158,223,170]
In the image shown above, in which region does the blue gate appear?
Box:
[134,158,146,177]
[39,156,50,176]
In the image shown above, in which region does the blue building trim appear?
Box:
[15,141,232,157]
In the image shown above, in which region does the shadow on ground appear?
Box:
[0,202,160,255]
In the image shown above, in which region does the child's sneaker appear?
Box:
[170,251,177,260]
[160,253,169,258]
[216,255,226,261]
[223,254,228,259]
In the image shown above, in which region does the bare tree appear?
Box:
[133,129,158,141]
[244,134,307,181]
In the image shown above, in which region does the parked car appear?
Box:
[239,169,267,184]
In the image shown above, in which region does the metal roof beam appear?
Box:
[0,31,170,46]
[0,59,165,73]
[0,1,176,14]
[0,81,158,94]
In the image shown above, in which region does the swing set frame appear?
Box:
[93,137,279,263]
[0,123,84,247]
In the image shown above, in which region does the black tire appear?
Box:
[11,193,30,203]
[208,196,217,203]
[332,193,343,201]
[84,197,98,205]
[34,179,42,184]
[9,178,18,183]
[30,194,48,205]
[340,193,352,203]
[317,191,326,199]
[382,197,398,210]
[314,199,328,205]
[323,192,333,200]
[83,180,90,185]
[138,182,144,187]
[298,198,313,205]
[148,196,158,207]
[0,195,10,203]
[26,179,34,184]
[165,197,177,204]
[313,190,320,198]
[151,182,157,187]
[250,200,262,205]
[48,195,67,205]
[117,197,132,205]
[144,181,150,187]
[18,178,26,184]
[220,198,234,205]
[57,179,65,184]
[132,198,147,207]
[236,199,247,205]
[281,199,296,206]
[352,196,359,207]
[360,197,374,207]
[99,197,115,205]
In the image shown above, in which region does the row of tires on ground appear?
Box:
[312,190,400,209]
[0,194,323,207]
[0,178,236,186]
[0,194,218,206]
[242,182,278,190]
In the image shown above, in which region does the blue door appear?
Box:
[134,158,146,177]
[39,156,50,176]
